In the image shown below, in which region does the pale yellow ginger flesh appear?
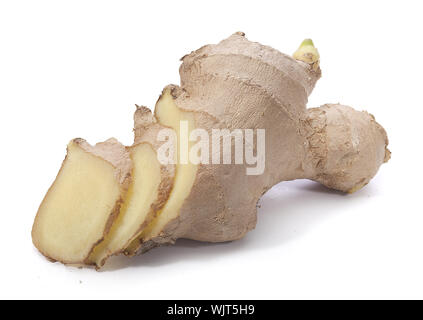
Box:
[88,143,162,267]
[32,141,122,264]
[125,89,198,254]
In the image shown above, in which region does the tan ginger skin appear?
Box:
[32,32,390,267]
[126,32,390,254]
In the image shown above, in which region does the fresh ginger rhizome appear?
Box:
[32,33,390,268]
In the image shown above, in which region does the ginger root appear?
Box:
[32,33,390,268]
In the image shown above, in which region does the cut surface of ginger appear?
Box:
[88,143,162,267]
[126,89,198,254]
[32,141,123,264]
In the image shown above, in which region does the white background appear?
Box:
[0,0,422,299]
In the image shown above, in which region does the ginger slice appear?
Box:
[88,143,165,268]
[32,138,131,265]
[125,87,198,254]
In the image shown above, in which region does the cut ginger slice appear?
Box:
[125,87,198,254]
[32,138,131,265]
[88,143,165,268]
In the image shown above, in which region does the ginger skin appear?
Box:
[126,33,390,255]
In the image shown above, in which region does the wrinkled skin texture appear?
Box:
[130,33,390,253]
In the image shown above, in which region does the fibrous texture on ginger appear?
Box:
[32,32,390,268]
